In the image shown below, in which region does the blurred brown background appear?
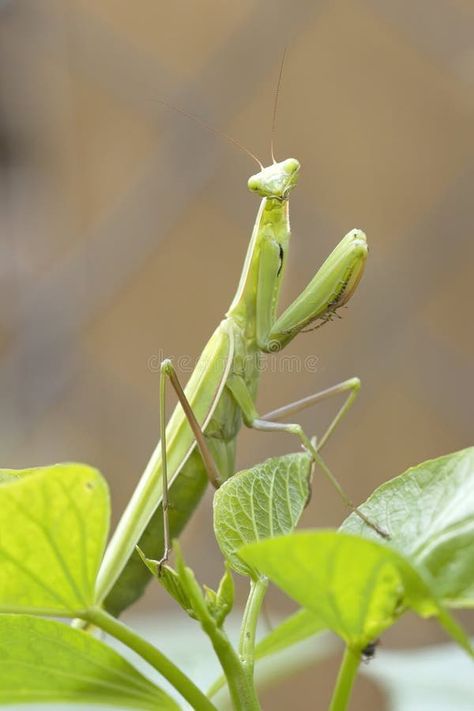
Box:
[1,0,473,708]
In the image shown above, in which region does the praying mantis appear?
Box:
[95,110,386,619]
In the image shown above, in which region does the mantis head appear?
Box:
[248,158,300,200]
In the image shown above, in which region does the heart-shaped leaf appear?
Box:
[0,468,32,484]
[0,463,109,616]
[213,452,312,576]
[0,614,179,710]
[239,530,471,652]
[341,448,474,607]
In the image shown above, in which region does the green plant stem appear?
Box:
[199,616,261,711]
[329,646,360,711]
[239,576,268,677]
[184,574,261,711]
[84,608,216,711]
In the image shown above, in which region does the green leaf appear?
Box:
[0,468,33,484]
[0,463,110,616]
[239,530,448,650]
[435,607,473,655]
[255,608,327,660]
[0,614,179,710]
[137,547,197,619]
[241,530,473,655]
[203,566,234,627]
[138,542,232,628]
[214,566,234,625]
[341,448,474,607]
[213,452,312,576]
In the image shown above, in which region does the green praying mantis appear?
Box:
[95,109,387,619]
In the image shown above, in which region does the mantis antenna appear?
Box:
[270,47,287,164]
[155,97,263,169]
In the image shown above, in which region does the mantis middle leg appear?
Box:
[159,359,221,565]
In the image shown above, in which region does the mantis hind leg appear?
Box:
[261,377,360,452]
[251,417,387,537]
[158,359,220,567]
[227,374,388,538]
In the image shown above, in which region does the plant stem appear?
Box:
[239,576,268,677]
[199,617,262,711]
[84,608,216,711]
[183,571,262,711]
[329,646,360,711]
[173,549,261,710]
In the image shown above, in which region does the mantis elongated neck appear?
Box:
[227,197,290,339]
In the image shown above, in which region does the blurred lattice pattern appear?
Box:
[1,2,473,707]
